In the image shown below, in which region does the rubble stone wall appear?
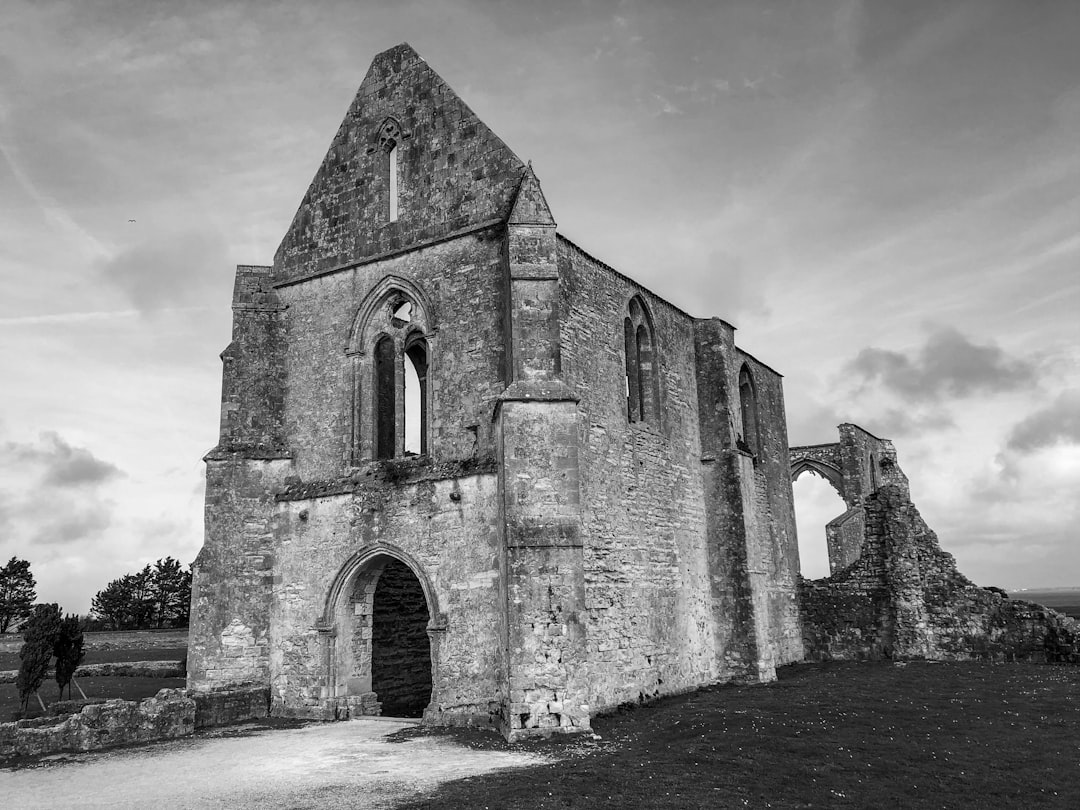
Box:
[0,689,194,761]
[801,486,1080,663]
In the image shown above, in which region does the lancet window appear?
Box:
[624,295,659,424]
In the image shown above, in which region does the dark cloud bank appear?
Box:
[5,431,123,488]
[1006,389,1080,453]
[846,326,1038,403]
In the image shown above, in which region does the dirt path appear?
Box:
[1,719,545,809]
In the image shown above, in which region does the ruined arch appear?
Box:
[790,457,844,498]
[322,544,445,717]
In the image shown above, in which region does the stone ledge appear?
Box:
[276,455,498,502]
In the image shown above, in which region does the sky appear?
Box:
[1,0,1078,613]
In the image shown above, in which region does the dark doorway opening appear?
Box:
[370,559,432,717]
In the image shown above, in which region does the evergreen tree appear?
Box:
[91,558,192,629]
[54,613,86,699]
[16,603,62,714]
[0,556,36,633]
[151,557,192,627]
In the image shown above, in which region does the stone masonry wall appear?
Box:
[801,485,1080,662]
[189,457,291,689]
[275,232,508,482]
[558,237,715,709]
[269,467,503,727]
[557,236,801,708]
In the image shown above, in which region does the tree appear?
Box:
[90,558,192,630]
[54,613,86,700]
[0,556,36,633]
[16,603,62,714]
[91,575,139,630]
[151,557,192,628]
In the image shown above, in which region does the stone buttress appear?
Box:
[189,264,291,689]
[694,319,780,682]
[495,167,591,738]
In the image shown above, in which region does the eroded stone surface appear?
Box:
[189,43,802,740]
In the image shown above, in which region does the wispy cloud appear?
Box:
[0,136,111,262]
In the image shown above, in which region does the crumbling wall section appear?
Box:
[801,485,1080,663]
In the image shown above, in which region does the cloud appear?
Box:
[1006,390,1080,453]
[857,407,954,438]
[97,226,229,312]
[4,431,122,488]
[30,501,114,546]
[0,432,122,551]
[846,326,1038,403]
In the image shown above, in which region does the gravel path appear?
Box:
[1,719,545,809]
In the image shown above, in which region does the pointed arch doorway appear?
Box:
[327,550,436,718]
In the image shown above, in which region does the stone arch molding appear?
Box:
[790,457,844,497]
[320,542,446,631]
[347,275,435,355]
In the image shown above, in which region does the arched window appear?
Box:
[348,277,434,464]
[737,364,760,459]
[624,295,659,424]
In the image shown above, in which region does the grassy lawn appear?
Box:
[394,662,1080,810]
[0,676,187,722]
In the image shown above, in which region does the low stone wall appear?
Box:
[0,685,271,761]
[191,684,270,729]
[0,689,194,761]
[0,659,185,684]
[801,486,1080,664]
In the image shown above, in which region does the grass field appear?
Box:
[393,661,1080,810]
[0,646,186,671]
[0,676,187,722]
[0,631,187,722]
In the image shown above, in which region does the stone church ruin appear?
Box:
[188,44,1077,741]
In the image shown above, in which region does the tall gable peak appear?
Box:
[274,46,526,281]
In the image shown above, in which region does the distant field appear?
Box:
[1014,589,1080,620]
